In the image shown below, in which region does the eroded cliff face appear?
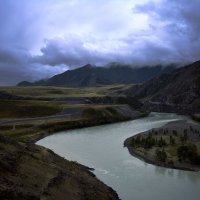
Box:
[0,135,120,200]
[81,105,147,122]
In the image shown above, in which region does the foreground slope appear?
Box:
[0,135,119,200]
[0,102,146,199]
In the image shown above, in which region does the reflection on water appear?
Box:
[167,168,175,177]
[37,113,200,200]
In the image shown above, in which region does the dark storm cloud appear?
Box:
[33,0,200,68]
[0,42,65,85]
[0,47,62,85]
[32,38,128,67]
[0,0,53,85]
[33,38,101,66]
[0,0,200,85]
[133,0,200,63]
[0,46,31,85]
[135,0,200,38]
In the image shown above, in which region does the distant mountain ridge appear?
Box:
[17,63,175,87]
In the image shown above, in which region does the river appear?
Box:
[37,113,200,200]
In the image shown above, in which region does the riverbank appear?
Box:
[0,105,147,143]
[0,105,147,200]
[124,120,200,171]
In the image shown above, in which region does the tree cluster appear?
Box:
[177,144,200,165]
[130,135,167,149]
[155,148,167,162]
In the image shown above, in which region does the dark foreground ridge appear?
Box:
[124,120,200,171]
[0,134,120,200]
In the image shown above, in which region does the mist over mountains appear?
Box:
[1,0,200,85]
[17,63,175,87]
[17,60,200,113]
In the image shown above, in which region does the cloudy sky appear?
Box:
[0,0,200,85]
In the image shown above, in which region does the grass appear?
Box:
[0,118,105,142]
[0,86,137,199]
[0,85,132,99]
[0,85,136,142]
[129,127,200,167]
[0,99,127,120]
[0,118,80,142]
[0,100,64,119]
[1,86,101,99]
[0,85,133,120]
[0,105,132,143]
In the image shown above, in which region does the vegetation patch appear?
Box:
[192,113,200,122]
[0,100,62,119]
[0,85,132,99]
[125,121,200,171]
[0,106,136,143]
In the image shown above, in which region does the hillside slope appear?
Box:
[0,135,119,200]
[125,61,200,113]
[17,63,174,87]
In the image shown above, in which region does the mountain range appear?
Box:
[17,63,175,87]
[17,60,200,113]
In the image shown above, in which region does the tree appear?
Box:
[158,137,166,147]
[156,148,167,162]
[177,144,200,164]
[180,132,188,143]
[172,130,178,136]
[170,135,175,145]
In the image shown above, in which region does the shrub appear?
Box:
[177,144,200,165]
[156,148,167,162]
[170,135,175,145]
[158,137,166,147]
[172,130,178,136]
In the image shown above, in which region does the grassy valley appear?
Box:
[0,100,63,119]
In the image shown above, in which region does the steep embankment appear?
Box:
[81,105,145,122]
[0,135,119,200]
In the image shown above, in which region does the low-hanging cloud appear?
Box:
[133,0,200,62]
[0,46,64,85]
[0,0,200,85]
